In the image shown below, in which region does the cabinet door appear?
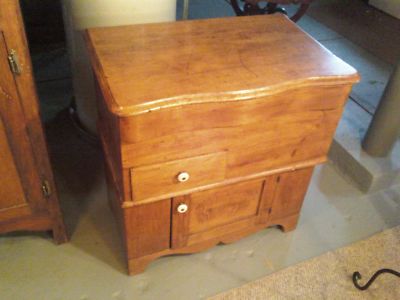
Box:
[171,167,314,248]
[171,178,268,248]
[0,31,47,221]
[0,1,66,243]
[0,115,32,219]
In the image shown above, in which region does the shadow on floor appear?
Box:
[315,163,363,197]
[45,109,126,273]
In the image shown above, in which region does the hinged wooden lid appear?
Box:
[86,15,359,116]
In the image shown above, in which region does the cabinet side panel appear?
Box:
[124,200,171,259]
[95,78,133,203]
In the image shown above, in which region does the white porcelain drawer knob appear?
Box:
[177,203,188,214]
[177,172,190,182]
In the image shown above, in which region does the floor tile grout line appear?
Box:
[349,96,374,116]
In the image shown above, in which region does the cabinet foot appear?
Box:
[52,221,68,244]
[128,256,155,275]
[50,204,68,244]
[277,214,300,232]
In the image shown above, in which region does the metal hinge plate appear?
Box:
[42,180,52,198]
[7,49,21,75]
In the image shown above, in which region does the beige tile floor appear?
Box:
[1,123,399,299]
[1,1,400,299]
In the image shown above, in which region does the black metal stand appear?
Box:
[353,269,400,291]
[229,0,311,22]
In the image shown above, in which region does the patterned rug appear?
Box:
[209,226,400,300]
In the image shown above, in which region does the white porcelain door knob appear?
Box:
[177,203,188,214]
[177,172,190,182]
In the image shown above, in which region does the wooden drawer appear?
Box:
[130,152,226,202]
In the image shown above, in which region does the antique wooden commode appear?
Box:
[86,15,359,275]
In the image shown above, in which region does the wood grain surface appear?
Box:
[86,14,359,116]
[0,0,67,243]
[88,14,359,274]
[130,152,226,202]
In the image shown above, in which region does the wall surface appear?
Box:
[370,0,400,19]
[62,0,177,133]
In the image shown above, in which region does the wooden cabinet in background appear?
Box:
[86,14,359,274]
[0,0,67,243]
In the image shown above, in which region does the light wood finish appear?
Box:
[255,174,280,225]
[172,179,263,248]
[268,168,314,221]
[86,15,358,116]
[0,104,28,212]
[127,211,302,275]
[119,85,350,173]
[87,15,359,274]
[0,0,67,243]
[124,199,171,259]
[0,30,44,219]
[187,179,262,235]
[130,152,226,202]
[171,195,191,249]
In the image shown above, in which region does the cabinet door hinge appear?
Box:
[41,180,52,198]
[7,49,21,75]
